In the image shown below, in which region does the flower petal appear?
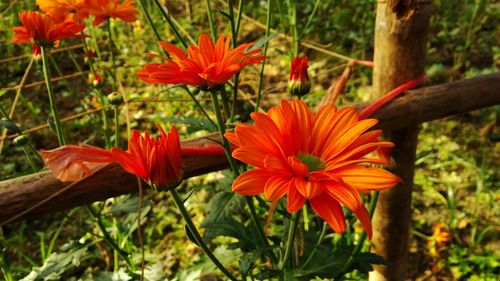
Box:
[232,169,273,195]
[310,195,347,234]
[335,166,401,191]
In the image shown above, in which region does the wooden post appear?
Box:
[370,1,432,280]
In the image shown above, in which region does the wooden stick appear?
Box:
[0,73,499,224]
[369,1,433,280]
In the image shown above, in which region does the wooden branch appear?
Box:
[0,73,499,224]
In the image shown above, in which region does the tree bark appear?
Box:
[1,73,499,224]
[370,1,432,280]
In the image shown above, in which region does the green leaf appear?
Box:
[0,119,21,134]
[163,116,217,132]
[202,217,258,251]
[201,191,245,243]
[20,242,88,281]
[246,32,279,52]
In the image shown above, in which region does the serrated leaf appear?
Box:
[20,243,88,281]
[201,191,245,243]
[202,217,258,251]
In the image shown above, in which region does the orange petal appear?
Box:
[264,176,293,201]
[287,182,306,213]
[310,195,346,234]
[40,144,114,182]
[323,179,372,239]
[232,169,273,195]
[335,166,401,191]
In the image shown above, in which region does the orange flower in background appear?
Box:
[111,125,183,186]
[137,33,265,89]
[36,0,88,22]
[12,11,85,54]
[288,55,311,97]
[81,0,138,26]
[41,144,115,182]
[225,99,401,238]
[428,223,451,257]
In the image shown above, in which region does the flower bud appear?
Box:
[88,73,102,87]
[288,55,311,97]
[107,92,123,106]
[13,134,29,146]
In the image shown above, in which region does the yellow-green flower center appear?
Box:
[296,153,325,172]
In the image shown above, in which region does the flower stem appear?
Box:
[169,189,238,281]
[106,18,117,91]
[255,0,272,112]
[22,146,37,172]
[206,0,217,41]
[286,0,299,56]
[41,46,65,145]
[336,191,380,278]
[114,106,120,147]
[85,205,131,267]
[152,0,188,49]
[279,211,300,270]
[300,221,327,269]
[210,90,278,264]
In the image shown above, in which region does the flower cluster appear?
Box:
[12,0,138,56]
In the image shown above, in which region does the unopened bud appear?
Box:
[13,135,29,146]
[288,55,311,97]
[107,92,123,106]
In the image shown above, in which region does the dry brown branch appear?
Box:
[0,73,498,224]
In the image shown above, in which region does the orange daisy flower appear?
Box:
[225,99,401,238]
[36,0,88,22]
[137,33,265,89]
[12,11,85,54]
[111,125,183,187]
[81,0,138,26]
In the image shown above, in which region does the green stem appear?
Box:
[300,0,321,36]
[209,90,240,173]
[49,55,77,98]
[169,189,238,281]
[184,87,217,128]
[227,0,237,47]
[152,0,188,49]
[210,90,278,264]
[301,222,327,269]
[106,18,117,91]
[206,0,217,41]
[114,106,119,147]
[255,0,272,112]
[286,0,299,55]
[234,0,244,38]
[139,0,162,42]
[336,191,380,278]
[22,146,37,172]
[41,47,65,145]
[219,87,231,122]
[279,211,300,270]
[230,73,240,122]
[85,205,131,267]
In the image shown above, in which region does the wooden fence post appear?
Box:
[370,1,432,280]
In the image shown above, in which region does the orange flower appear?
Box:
[111,125,183,187]
[288,55,311,97]
[40,144,115,182]
[427,223,451,257]
[36,0,88,22]
[137,33,265,89]
[225,99,401,238]
[12,11,85,54]
[80,0,138,26]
